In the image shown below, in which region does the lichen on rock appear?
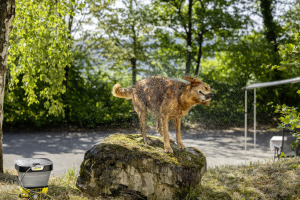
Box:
[76,133,206,200]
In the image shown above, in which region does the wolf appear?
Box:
[112,76,213,153]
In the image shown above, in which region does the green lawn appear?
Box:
[1,158,299,200]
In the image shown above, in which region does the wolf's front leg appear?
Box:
[175,118,185,149]
[161,116,173,153]
[156,118,175,143]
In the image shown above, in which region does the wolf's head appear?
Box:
[182,75,213,106]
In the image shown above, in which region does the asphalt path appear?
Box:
[3,128,279,176]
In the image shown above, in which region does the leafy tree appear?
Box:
[197,0,299,126]
[193,0,246,76]
[0,0,15,173]
[274,0,300,73]
[3,0,300,132]
[85,0,155,85]
[275,101,300,151]
[152,0,246,77]
[7,0,74,118]
[64,69,133,127]
[273,2,300,149]
[259,0,281,60]
[185,0,298,126]
[152,0,196,75]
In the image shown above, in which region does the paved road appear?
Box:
[3,128,278,176]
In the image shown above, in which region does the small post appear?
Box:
[245,90,248,156]
[254,88,257,157]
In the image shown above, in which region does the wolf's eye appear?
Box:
[199,90,204,95]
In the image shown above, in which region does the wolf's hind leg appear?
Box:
[133,95,151,145]
[137,109,151,145]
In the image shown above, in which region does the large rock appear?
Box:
[76,134,206,200]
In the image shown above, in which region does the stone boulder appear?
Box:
[76,134,206,200]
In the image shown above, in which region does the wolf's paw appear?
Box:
[164,146,173,153]
[178,143,186,149]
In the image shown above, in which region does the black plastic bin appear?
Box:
[15,158,53,189]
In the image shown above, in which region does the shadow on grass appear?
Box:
[199,186,232,200]
[47,184,84,199]
[0,171,18,185]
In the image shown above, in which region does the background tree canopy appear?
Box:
[4,0,300,130]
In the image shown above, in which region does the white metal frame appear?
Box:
[243,77,300,156]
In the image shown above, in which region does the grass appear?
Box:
[0,168,90,200]
[1,157,300,200]
[199,158,300,200]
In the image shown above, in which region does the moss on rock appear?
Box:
[100,134,205,168]
[76,133,206,200]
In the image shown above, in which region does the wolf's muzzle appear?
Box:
[206,93,214,100]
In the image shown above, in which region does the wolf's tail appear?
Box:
[112,83,134,99]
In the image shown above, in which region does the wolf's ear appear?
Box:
[182,75,202,87]
[182,75,194,82]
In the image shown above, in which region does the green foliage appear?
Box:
[275,103,300,153]
[3,0,300,129]
[84,0,156,84]
[275,104,300,130]
[271,2,300,150]
[152,0,246,76]
[65,68,133,127]
[270,34,300,75]
[183,32,273,126]
[211,31,299,123]
[183,59,250,127]
[4,62,134,128]
[7,0,74,117]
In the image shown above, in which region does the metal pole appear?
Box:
[254,88,256,157]
[245,90,247,156]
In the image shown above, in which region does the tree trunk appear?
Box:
[194,32,203,77]
[259,0,280,65]
[0,0,16,173]
[130,0,137,85]
[260,0,284,104]
[185,0,193,76]
[131,58,137,85]
[63,5,74,122]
